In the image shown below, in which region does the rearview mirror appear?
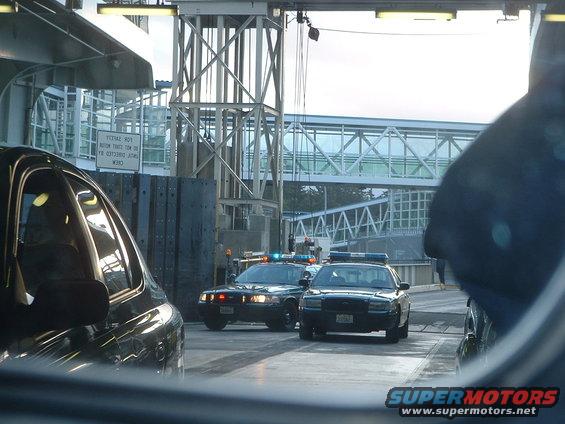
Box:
[28,280,109,333]
[299,279,309,289]
[399,282,410,290]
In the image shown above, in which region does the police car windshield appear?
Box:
[236,264,304,285]
[312,265,395,289]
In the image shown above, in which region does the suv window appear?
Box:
[68,177,130,296]
[16,170,87,301]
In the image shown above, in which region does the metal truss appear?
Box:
[169,5,285,222]
[246,115,485,189]
[292,190,435,247]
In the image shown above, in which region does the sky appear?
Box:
[148,10,531,124]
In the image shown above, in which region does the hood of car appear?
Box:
[306,286,396,300]
[207,283,297,294]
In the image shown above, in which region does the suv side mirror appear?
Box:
[399,282,410,291]
[28,280,109,334]
[298,279,310,289]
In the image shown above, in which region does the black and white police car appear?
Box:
[198,254,320,331]
[298,252,410,343]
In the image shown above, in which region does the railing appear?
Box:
[292,190,433,247]
[390,260,434,287]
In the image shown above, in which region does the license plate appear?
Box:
[336,314,353,324]
[219,306,234,315]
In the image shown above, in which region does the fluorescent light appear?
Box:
[97,3,178,16]
[0,1,17,13]
[376,10,456,21]
[543,13,565,22]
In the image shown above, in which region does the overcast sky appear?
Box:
[148,10,531,124]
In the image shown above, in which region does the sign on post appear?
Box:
[96,130,141,172]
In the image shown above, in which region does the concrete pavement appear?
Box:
[184,289,468,391]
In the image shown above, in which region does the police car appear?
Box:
[198,254,320,331]
[298,252,410,343]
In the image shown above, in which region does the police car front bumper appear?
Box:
[198,302,284,323]
[300,308,399,332]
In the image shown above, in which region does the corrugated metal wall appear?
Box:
[87,171,216,320]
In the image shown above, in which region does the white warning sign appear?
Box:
[96,130,141,172]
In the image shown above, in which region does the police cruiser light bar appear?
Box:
[262,254,317,264]
[328,251,389,264]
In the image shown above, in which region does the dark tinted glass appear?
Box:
[68,178,129,295]
[312,265,395,289]
[17,170,86,300]
[236,264,304,285]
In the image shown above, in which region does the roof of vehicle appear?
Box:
[1,146,74,167]
[0,146,94,182]
[253,262,307,268]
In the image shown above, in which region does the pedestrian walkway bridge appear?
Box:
[291,189,433,248]
[248,114,485,189]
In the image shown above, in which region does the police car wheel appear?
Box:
[299,322,314,340]
[203,316,228,331]
[281,303,298,331]
[268,303,298,332]
[400,312,409,339]
[385,309,401,343]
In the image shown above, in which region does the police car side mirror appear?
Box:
[228,274,237,284]
[399,282,410,291]
[299,279,310,289]
[27,280,109,334]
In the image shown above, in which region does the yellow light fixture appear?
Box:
[82,194,98,206]
[33,193,50,207]
[0,1,17,13]
[97,3,178,16]
[376,10,456,21]
[543,13,565,22]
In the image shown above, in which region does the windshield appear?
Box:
[3,4,565,423]
[235,264,304,285]
[312,265,395,289]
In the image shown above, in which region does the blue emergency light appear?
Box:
[262,253,317,264]
[328,251,389,264]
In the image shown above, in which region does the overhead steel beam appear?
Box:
[170,6,285,237]
[174,0,540,12]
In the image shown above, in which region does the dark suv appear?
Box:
[0,146,184,375]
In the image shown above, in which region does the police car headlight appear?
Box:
[301,297,322,308]
[249,295,280,304]
[368,300,393,311]
[199,293,208,302]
